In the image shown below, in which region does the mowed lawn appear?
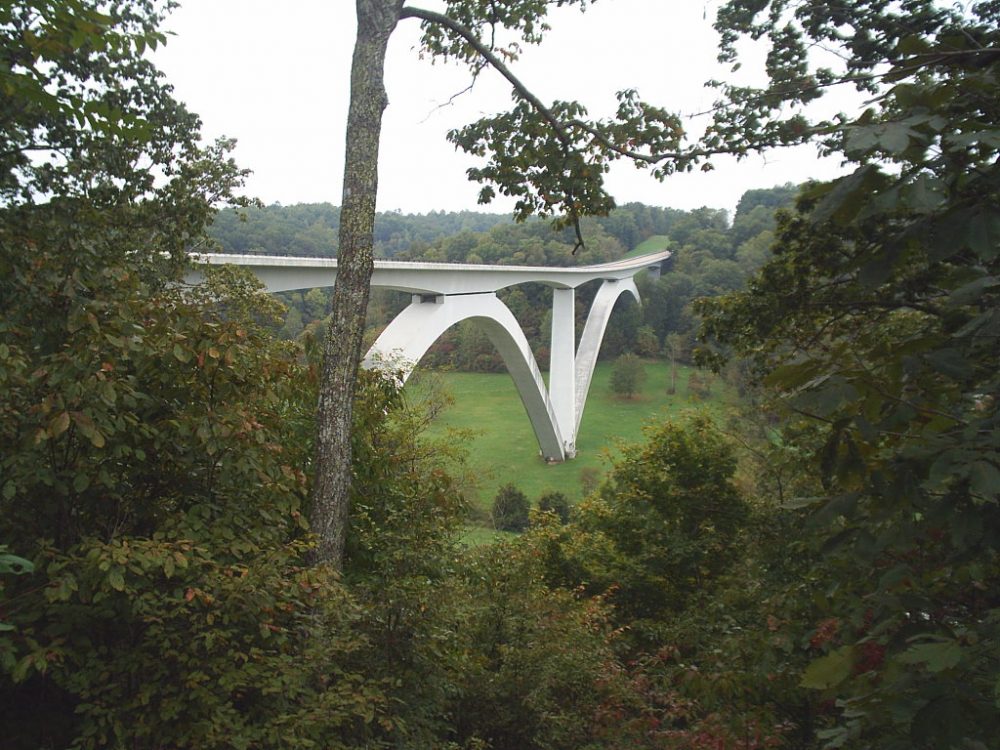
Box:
[405,359,732,514]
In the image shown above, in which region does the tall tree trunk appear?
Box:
[311,0,402,566]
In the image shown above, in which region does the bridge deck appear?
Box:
[188,250,671,296]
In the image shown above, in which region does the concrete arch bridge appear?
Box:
[186,250,670,462]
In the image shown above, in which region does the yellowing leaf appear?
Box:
[801,646,854,689]
[49,411,70,437]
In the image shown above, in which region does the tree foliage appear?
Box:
[537,490,571,524]
[610,353,647,399]
[697,2,1000,746]
[448,538,624,750]
[535,418,749,645]
[492,483,530,533]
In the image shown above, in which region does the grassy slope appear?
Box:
[407,359,731,513]
[623,235,670,258]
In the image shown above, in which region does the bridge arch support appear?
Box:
[364,293,566,461]
[573,278,640,435]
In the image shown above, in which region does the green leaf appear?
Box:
[49,411,70,438]
[911,696,964,749]
[970,461,1000,500]
[924,348,971,380]
[801,646,854,689]
[878,122,912,154]
[72,473,91,493]
[781,495,825,510]
[107,568,125,592]
[966,212,1000,260]
[809,166,883,226]
[845,125,878,155]
[72,412,106,448]
[0,553,33,575]
[902,174,945,212]
[948,275,998,307]
[897,640,961,672]
[895,35,931,55]
[796,377,857,418]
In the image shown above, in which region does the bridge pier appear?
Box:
[549,288,577,458]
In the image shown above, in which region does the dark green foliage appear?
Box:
[686,369,712,401]
[0,241,392,746]
[0,4,389,745]
[448,538,624,750]
[0,547,32,633]
[492,483,530,532]
[538,417,749,645]
[634,325,660,357]
[579,466,601,497]
[733,183,799,224]
[697,3,1000,745]
[537,490,571,524]
[610,353,647,399]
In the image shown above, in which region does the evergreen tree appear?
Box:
[492,484,530,532]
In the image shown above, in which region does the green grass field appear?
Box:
[406,359,732,516]
[623,235,670,258]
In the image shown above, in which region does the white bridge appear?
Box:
[186,250,670,461]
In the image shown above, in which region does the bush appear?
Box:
[574,416,749,632]
[537,491,571,524]
[492,484,530,532]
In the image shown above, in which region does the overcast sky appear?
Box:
[154,0,851,218]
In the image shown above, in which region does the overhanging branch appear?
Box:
[402,4,591,250]
[400,5,575,150]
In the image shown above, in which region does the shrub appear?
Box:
[492,484,530,532]
[537,491,571,524]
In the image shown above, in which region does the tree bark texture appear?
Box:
[311,0,402,566]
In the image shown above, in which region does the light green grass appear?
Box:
[407,359,731,513]
[623,235,670,258]
[459,526,514,547]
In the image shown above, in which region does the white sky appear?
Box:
[154,0,851,218]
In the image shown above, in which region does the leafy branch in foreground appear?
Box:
[696,3,1000,745]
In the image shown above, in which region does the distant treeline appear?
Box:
[208,186,800,369]
[206,201,690,261]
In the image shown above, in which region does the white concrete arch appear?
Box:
[364,293,565,461]
[573,278,641,435]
